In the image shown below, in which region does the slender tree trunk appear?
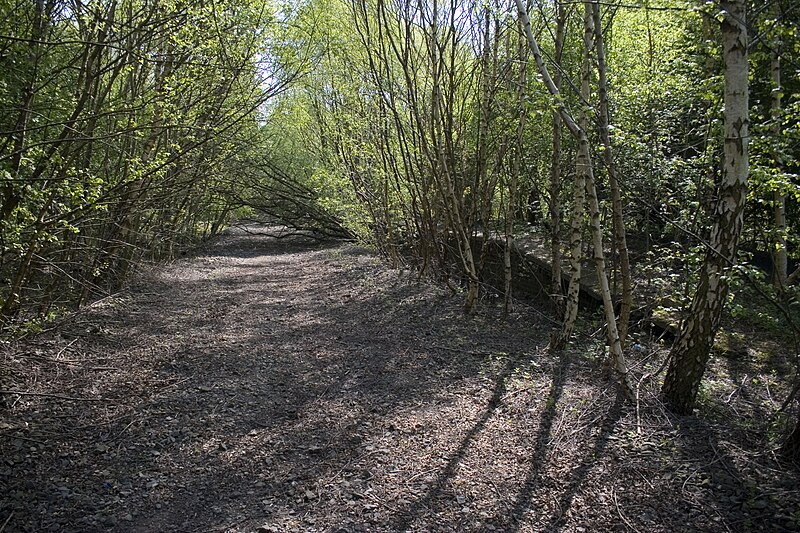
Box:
[474,5,492,233]
[783,411,800,463]
[515,0,587,347]
[516,0,633,397]
[549,2,567,318]
[476,14,502,290]
[505,22,528,315]
[662,0,749,414]
[579,1,633,397]
[557,3,594,348]
[1,0,49,222]
[770,36,787,290]
[592,0,632,346]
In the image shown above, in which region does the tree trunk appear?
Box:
[662,0,749,415]
[549,1,567,318]
[578,1,634,397]
[474,5,492,233]
[516,0,633,397]
[592,0,632,347]
[505,23,528,315]
[557,2,593,347]
[770,34,787,290]
[783,412,800,464]
[1,0,49,222]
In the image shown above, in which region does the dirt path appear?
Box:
[1,229,799,532]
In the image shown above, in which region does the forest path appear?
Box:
[1,229,798,532]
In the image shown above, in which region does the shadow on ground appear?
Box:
[1,231,799,532]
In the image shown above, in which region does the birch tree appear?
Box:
[592,0,632,346]
[769,26,787,290]
[548,1,568,318]
[661,0,749,414]
[515,0,633,397]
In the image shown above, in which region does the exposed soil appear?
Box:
[1,228,799,532]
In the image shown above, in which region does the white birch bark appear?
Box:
[515,0,633,397]
[662,0,749,414]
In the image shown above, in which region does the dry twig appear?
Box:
[612,488,640,533]
[0,390,103,401]
[0,512,13,533]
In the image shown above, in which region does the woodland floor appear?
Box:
[1,227,799,533]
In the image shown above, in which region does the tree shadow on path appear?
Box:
[0,231,554,532]
[502,351,623,532]
[390,352,527,531]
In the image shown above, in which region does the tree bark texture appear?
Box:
[514,0,633,397]
[549,2,567,318]
[770,34,787,290]
[662,0,749,415]
[592,0,632,347]
[505,23,528,315]
[783,412,800,463]
[558,2,594,348]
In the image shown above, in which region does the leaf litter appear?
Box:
[1,228,799,532]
